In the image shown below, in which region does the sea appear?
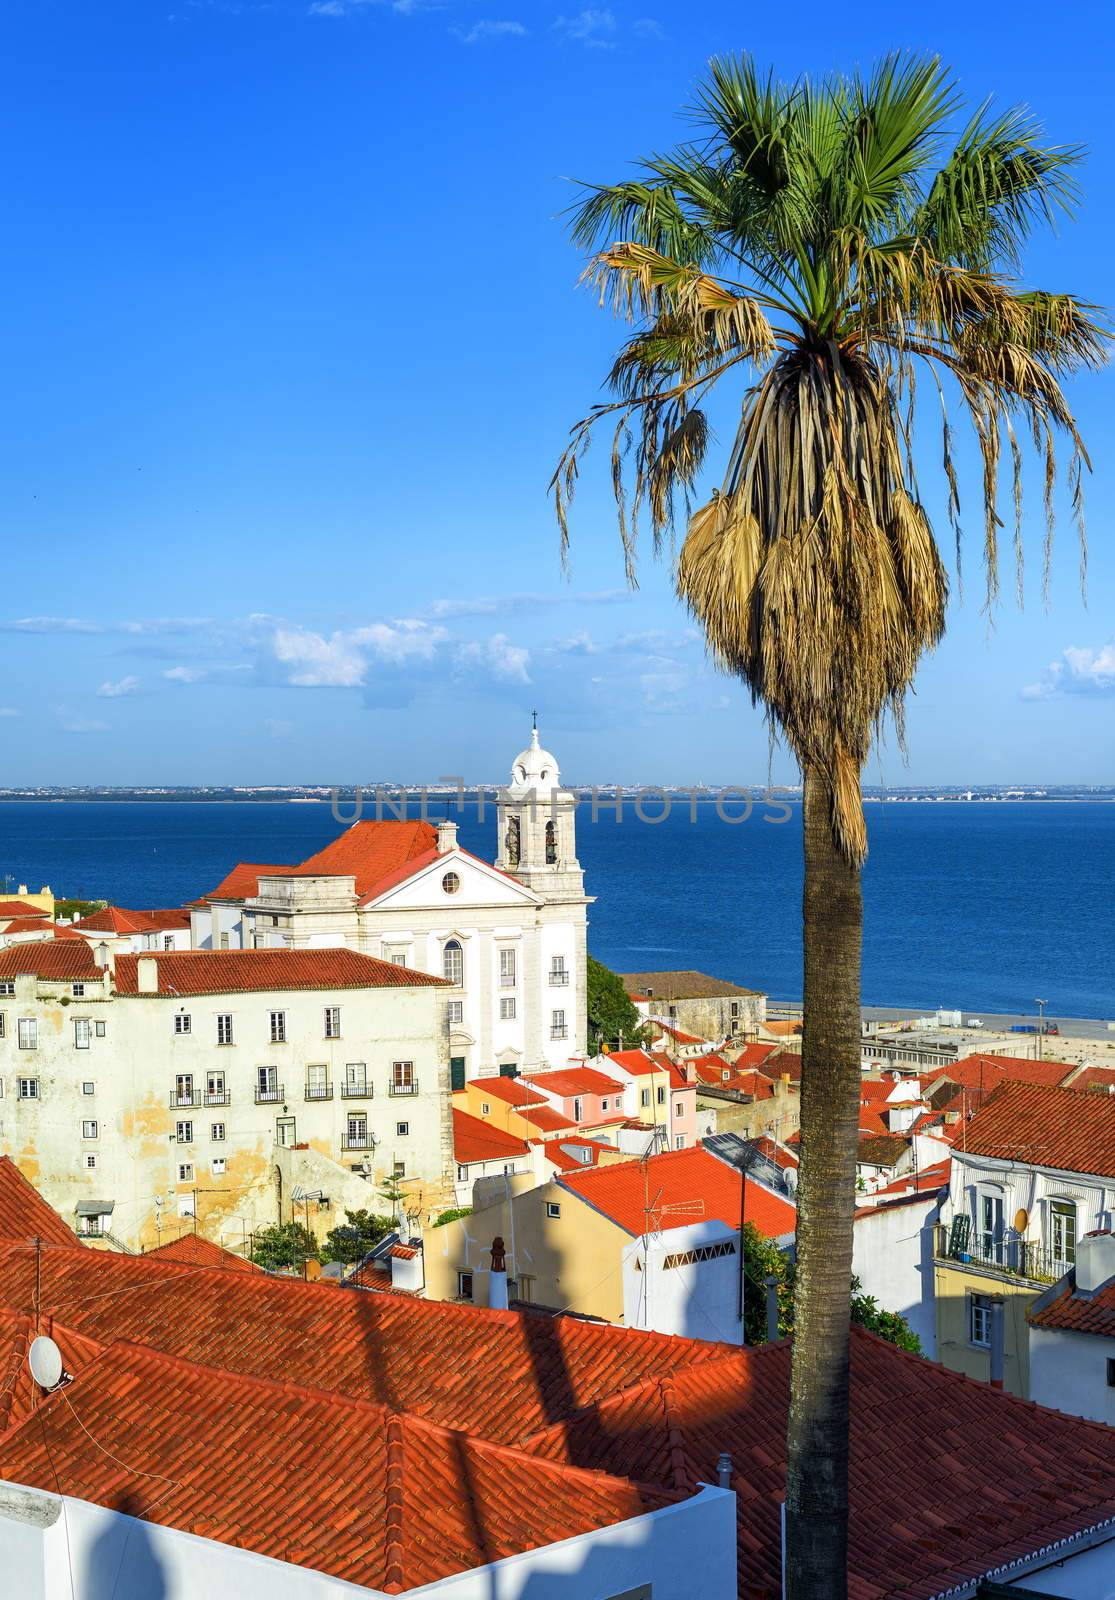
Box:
[1,799,1112,1019]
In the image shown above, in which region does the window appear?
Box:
[457,1163,468,1182]
[499,948,517,988]
[668,1004,678,1020]
[343,1062,369,1096]
[72,982,85,997]
[656,1085,666,1106]
[0,982,13,996]
[173,1013,191,1036]
[18,1078,39,1100]
[640,1087,650,1108]
[206,1071,226,1104]
[276,1116,296,1148]
[551,1009,567,1041]
[269,1011,286,1044]
[393,1159,405,1177]
[163,935,174,950]
[73,1018,91,1050]
[178,1162,194,1183]
[572,1097,582,1121]
[216,1013,234,1046]
[211,1122,226,1142]
[17,1018,37,1050]
[518,1273,535,1302]
[550,956,568,986]
[500,997,517,1021]
[324,1006,341,1039]
[82,1081,95,1095]
[95,1020,106,1037]
[1107,1358,1115,1389]
[81,1120,98,1139]
[675,1135,686,1150]
[174,1074,194,1107]
[0,1015,5,1038]
[1049,1199,1077,1271]
[457,1271,474,1300]
[396,1122,409,1137]
[391,1060,416,1095]
[390,952,407,966]
[481,1101,491,1116]
[306,1063,330,1100]
[442,871,461,895]
[211,1157,226,1176]
[176,1120,194,1143]
[443,940,463,985]
[675,1100,684,1116]
[546,1202,561,1219]
[730,1000,740,1018]
[450,1057,466,1092]
[84,1154,97,1170]
[446,1000,463,1026]
[345,1113,368,1148]
[970,1293,994,1348]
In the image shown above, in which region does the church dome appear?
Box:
[509,724,560,796]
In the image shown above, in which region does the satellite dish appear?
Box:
[1013,1207,1029,1234]
[28,1335,63,1390]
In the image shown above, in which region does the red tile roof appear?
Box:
[0,1157,77,1246]
[72,905,161,935]
[295,819,439,898]
[732,1043,781,1071]
[963,1080,1115,1179]
[453,1109,531,1166]
[753,1136,799,1172]
[648,1021,706,1046]
[144,1233,260,1272]
[0,1309,104,1434]
[857,1134,910,1168]
[464,1076,545,1108]
[543,1137,614,1173]
[604,1047,667,1075]
[0,900,45,919]
[523,1329,1115,1600]
[0,941,103,981]
[560,1146,796,1239]
[1064,1065,1115,1095]
[856,1159,951,1214]
[140,906,193,930]
[926,1053,1070,1093]
[1029,1248,1115,1338]
[525,1066,624,1098]
[0,1339,677,1590]
[517,1105,576,1135]
[114,948,448,996]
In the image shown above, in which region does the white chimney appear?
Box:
[488,1236,509,1311]
[1075,1230,1115,1295]
[136,956,159,994]
[436,820,458,856]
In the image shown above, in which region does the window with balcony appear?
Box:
[443,940,463,986]
[549,957,568,986]
[216,1013,234,1046]
[1048,1199,1077,1274]
[344,1113,368,1150]
[391,1061,417,1096]
[324,1006,341,1039]
[73,1018,91,1050]
[499,948,517,988]
[342,1062,370,1098]
[269,1011,286,1044]
[205,1072,228,1106]
[306,1064,331,1100]
[17,1018,37,1050]
[174,1014,191,1036]
[551,1009,567,1041]
[976,1187,1005,1264]
[173,1074,195,1108]
[256,1065,281,1103]
[176,1120,194,1143]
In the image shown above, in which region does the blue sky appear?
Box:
[1,0,1113,786]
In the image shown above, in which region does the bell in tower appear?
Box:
[495,719,582,897]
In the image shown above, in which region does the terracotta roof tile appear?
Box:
[856,1134,910,1167]
[72,905,161,935]
[0,941,103,981]
[1064,1065,1115,1095]
[453,1109,531,1166]
[464,1076,545,1108]
[560,1146,796,1238]
[0,900,46,919]
[543,1137,614,1173]
[604,1048,667,1075]
[0,1157,77,1246]
[517,1105,577,1135]
[620,970,763,999]
[294,820,439,899]
[200,862,297,902]
[144,1234,260,1272]
[963,1080,1115,1179]
[1029,1258,1115,1338]
[925,1053,1070,1094]
[525,1067,625,1098]
[114,948,448,996]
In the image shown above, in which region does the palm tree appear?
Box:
[553,55,1106,1599]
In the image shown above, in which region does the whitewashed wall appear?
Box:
[852,1193,941,1358]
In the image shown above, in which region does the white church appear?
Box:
[189,724,592,1080]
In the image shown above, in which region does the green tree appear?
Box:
[319,1209,393,1265]
[249,1221,317,1273]
[555,55,1103,1596]
[587,955,646,1050]
[741,1226,921,1353]
[432,1206,473,1228]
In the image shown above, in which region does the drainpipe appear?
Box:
[989,1298,1005,1389]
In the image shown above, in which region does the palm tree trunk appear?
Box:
[785,763,864,1600]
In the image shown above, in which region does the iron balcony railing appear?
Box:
[549,970,570,986]
[388,1079,419,1097]
[170,1091,199,1109]
[304,1083,333,1101]
[550,1029,569,1042]
[254,1083,284,1104]
[204,1090,230,1107]
[341,1132,371,1150]
[340,1081,373,1099]
[934,1223,1068,1286]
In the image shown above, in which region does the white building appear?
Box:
[190,725,592,1079]
[0,939,455,1249]
[1028,1228,1115,1425]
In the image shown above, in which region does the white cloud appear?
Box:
[456,633,532,684]
[4,616,104,634]
[97,676,140,699]
[456,18,527,43]
[163,665,206,684]
[554,629,602,656]
[271,620,446,687]
[1022,641,1115,701]
[633,16,664,37]
[0,707,21,718]
[309,0,432,13]
[429,589,627,619]
[57,710,109,735]
[552,7,615,46]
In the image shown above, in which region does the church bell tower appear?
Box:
[495,719,583,900]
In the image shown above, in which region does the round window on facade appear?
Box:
[442,871,461,895]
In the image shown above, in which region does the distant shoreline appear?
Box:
[0,794,1112,806]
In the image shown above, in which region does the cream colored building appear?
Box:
[0,940,454,1251]
[189,725,592,1079]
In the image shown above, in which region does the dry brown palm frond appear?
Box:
[586,242,777,358]
[678,347,947,864]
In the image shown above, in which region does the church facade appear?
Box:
[190,726,592,1077]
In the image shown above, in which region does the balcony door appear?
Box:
[175,1074,194,1107]
[1049,1199,1077,1276]
[258,1065,278,1101]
